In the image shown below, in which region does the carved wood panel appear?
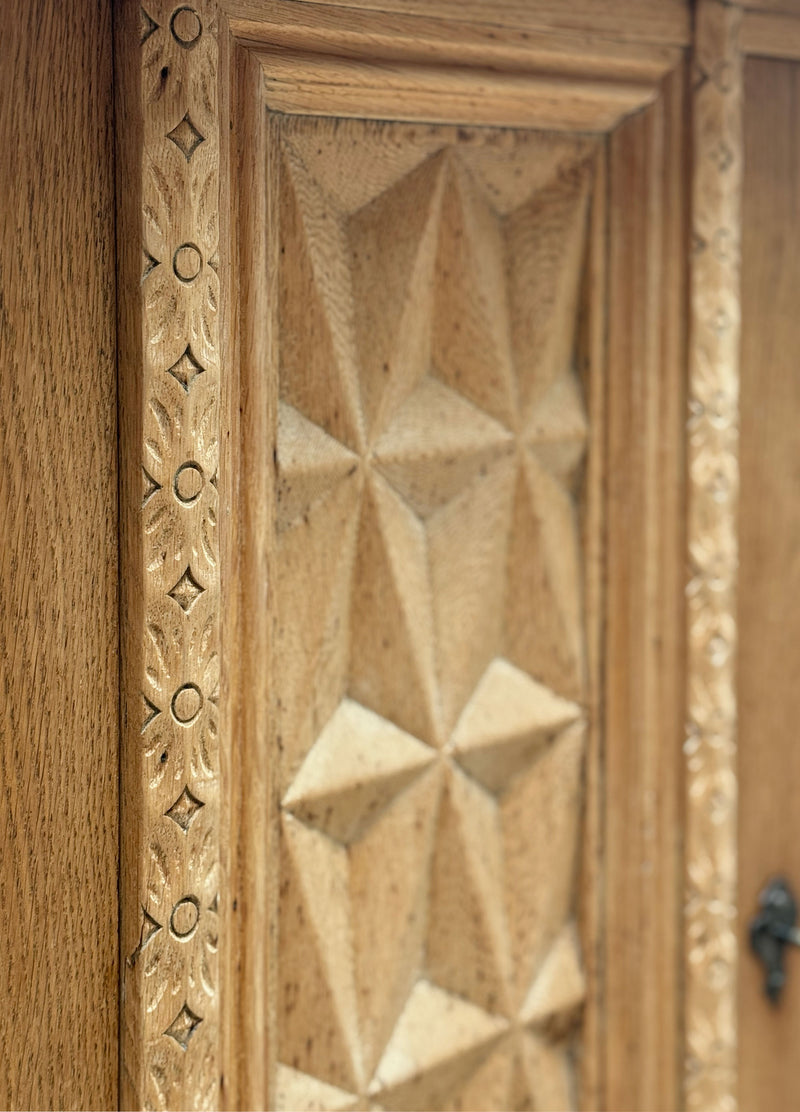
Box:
[271,116,599,1111]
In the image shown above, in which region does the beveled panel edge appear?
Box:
[252,49,659,132]
[230,0,683,133]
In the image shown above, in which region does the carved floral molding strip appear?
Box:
[686,3,741,1110]
[128,2,221,1108]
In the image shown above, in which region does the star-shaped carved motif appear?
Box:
[276,665,585,1108]
[272,118,596,1110]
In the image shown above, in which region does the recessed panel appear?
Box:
[271,116,599,1111]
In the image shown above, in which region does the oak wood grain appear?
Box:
[0,0,118,1107]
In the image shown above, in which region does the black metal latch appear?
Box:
[750,876,800,1004]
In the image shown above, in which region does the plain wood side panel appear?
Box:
[739,55,800,1112]
[0,0,119,1108]
[604,67,687,1112]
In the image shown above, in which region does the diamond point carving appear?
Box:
[167,112,205,162]
[165,785,205,832]
[166,345,206,392]
[273,121,597,1108]
[164,1002,202,1050]
[168,566,205,613]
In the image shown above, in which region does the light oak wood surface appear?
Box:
[0,0,119,1107]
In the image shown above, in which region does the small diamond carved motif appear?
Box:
[165,785,204,832]
[168,566,205,613]
[167,112,205,161]
[164,1002,202,1050]
[166,345,205,392]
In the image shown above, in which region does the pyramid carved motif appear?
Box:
[273,117,598,1110]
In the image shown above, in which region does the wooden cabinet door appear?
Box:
[115,4,694,1107]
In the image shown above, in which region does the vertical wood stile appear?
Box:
[686,3,742,1110]
[117,1,222,1107]
[604,67,687,1112]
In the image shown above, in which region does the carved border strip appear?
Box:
[685,3,742,1110]
[122,2,221,1108]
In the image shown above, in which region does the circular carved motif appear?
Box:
[171,683,203,725]
[170,896,200,939]
[174,461,204,504]
[170,6,202,46]
[173,243,202,283]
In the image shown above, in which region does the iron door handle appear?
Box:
[749,876,800,1004]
